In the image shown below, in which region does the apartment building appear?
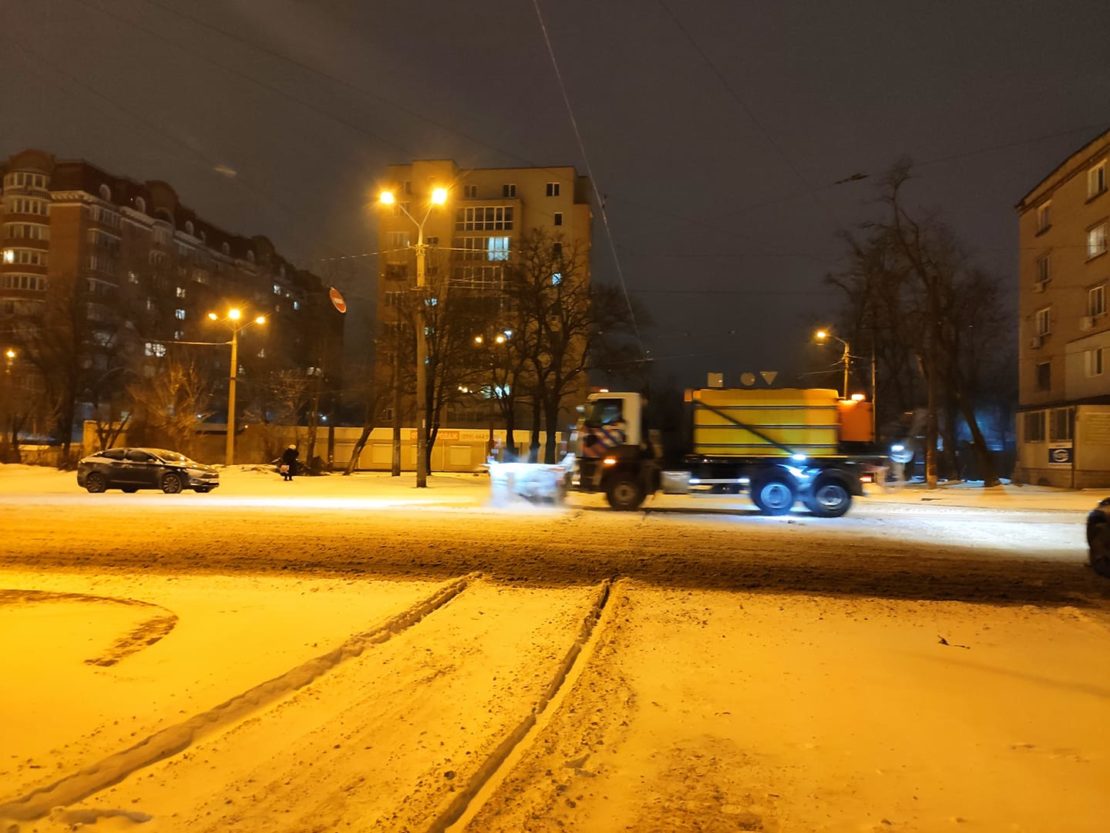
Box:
[0,148,342,440]
[1015,128,1110,487]
[374,160,592,431]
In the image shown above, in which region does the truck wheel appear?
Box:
[803,475,852,518]
[750,472,796,516]
[606,475,645,511]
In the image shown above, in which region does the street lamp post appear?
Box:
[207,308,266,467]
[814,328,851,399]
[379,186,448,489]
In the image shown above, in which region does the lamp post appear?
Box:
[814,328,851,399]
[379,185,449,488]
[207,308,266,466]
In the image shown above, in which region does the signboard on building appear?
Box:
[1048,445,1073,466]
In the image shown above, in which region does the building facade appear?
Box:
[1015,128,1110,487]
[374,160,592,436]
[0,149,342,448]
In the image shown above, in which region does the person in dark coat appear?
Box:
[280,444,299,481]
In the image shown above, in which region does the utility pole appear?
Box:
[226,327,238,467]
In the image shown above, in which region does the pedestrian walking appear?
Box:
[280,444,299,481]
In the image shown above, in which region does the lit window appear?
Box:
[1035,307,1051,336]
[144,341,167,357]
[1036,202,1051,232]
[257,348,266,358]
[551,272,562,285]
[1036,254,1050,284]
[273,283,282,295]
[1089,162,1106,198]
[293,300,300,311]
[546,182,560,197]
[1089,284,1106,317]
[174,329,184,340]
[487,236,510,261]
[176,286,186,299]
[175,308,186,320]
[1085,347,1104,377]
[1087,223,1107,259]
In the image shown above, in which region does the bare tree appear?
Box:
[126,358,213,456]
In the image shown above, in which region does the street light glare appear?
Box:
[255,315,267,325]
[815,329,829,341]
[379,190,396,206]
[208,312,218,321]
[430,187,448,205]
[228,308,242,321]
[4,349,15,359]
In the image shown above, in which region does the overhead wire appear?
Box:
[531,0,647,360]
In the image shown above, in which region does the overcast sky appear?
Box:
[3,0,1109,390]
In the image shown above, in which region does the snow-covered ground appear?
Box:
[0,466,1107,831]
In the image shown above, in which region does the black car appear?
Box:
[77,447,220,494]
[1086,497,1110,578]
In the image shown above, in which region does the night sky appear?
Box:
[4,0,1109,392]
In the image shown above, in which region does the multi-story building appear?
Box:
[374,160,592,433]
[0,148,342,444]
[1015,128,1110,487]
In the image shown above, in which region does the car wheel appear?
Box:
[85,472,108,494]
[803,476,852,518]
[1088,509,1110,578]
[750,472,796,516]
[605,475,645,510]
[121,486,139,494]
[161,473,184,494]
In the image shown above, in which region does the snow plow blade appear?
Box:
[488,454,574,506]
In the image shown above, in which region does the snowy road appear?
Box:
[1,469,1108,831]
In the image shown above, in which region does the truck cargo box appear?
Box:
[690,387,842,458]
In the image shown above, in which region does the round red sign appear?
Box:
[328,286,347,314]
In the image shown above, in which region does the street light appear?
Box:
[207,308,267,466]
[814,328,851,399]
[378,184,449,488]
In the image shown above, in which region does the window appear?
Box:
[502,184,517,198]
[388,231,410,250]
[3,248,46,266]
[1085,347,1104,377]
[98,184,112,202]
[149,251,168,267]
[1089,162,1107,198]
[553,212,563,227]
[144,341,167,357]
[1035,361,1051,391]
[185,220,195,236]
[134,196,147,214]
[4,223,48,240]
[546,182,560,197]
[7,197,47,216]
[455,206,514,231]
[403,181,412,195]
[1036,201,1051,232]
[0,274,47,291]
[426,236,439,245]
[175,286,186,299]
[1036,254,1050,284]
[552,242,563,258]
[5,172,47,190]
[487,236,510,261]
[175,308,186,320]
[1089,284,1106,317]
[292,300,300,311]
[551,272,562,286]
[1087,223,1107,259]
[464,184,478,199]
[1049,408,1073,442]
[1035,307,1051,336]
[174,329,185,340]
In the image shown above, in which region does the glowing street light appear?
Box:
[814,328,851,399]
[378,184,450,488]
[208,308,267,466]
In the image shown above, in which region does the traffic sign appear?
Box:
[329,286,347,314]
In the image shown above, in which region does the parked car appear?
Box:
[76,448,219,494]
[1086,497,1110,578]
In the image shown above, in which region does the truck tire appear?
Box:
[606,474,645,511]
[750,471,796,516]
[803,474,852,518]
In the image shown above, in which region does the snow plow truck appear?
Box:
[572,386,887,517]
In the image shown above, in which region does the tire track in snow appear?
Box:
[0,588,178,666]
[425,578,619,833]
[0,573,479,823]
